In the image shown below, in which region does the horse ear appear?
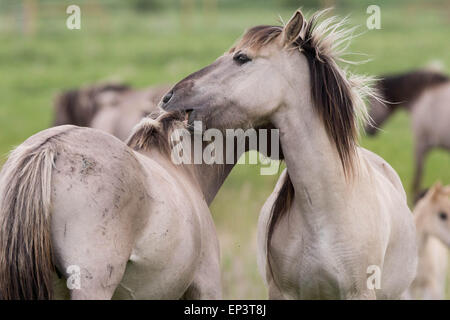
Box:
[428,181,443,199]
[282,10,305,45]
[442,186,450,197]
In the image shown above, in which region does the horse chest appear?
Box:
[275,241,353,299]
[270,218,365,299]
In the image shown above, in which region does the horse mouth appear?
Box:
[184,109,193,125]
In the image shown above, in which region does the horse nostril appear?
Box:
[163,91,174,104]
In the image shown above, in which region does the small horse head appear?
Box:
[416,182,450,247]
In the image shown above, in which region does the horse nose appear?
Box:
[162,90,174,104]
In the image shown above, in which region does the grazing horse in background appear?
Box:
[364,69,450,198]
[161,9,418,299]
[54,83,171,140]
[408,182,450,300]
[53,83,130,127]
[0,110,264,299]
[91,85,171,141]
[409,83,450,200]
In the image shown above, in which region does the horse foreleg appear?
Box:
[53,241,130,300]
[412,142,429,199]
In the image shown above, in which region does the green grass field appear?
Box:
[0,1,449,299]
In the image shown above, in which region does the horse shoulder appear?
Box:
[359,147,407,202]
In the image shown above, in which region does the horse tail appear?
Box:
[0,139,57,300]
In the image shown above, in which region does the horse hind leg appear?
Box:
[51,210,133,300]
[346,290,377,300]
[61,263,126,300]
[51,201,132,300]
[50,162,143,299]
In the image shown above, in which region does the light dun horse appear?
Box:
[90,85,171,141]
[161,9,418,299]
[0,111,248,299]
[408,183,450,300]
[53,83,130,128]
[54,83,170,140]
[364,69,450,198]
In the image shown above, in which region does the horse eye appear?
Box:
[233,53,252,65]
[439,211,448,221]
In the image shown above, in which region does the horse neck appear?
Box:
[139,137,237,206]
[272,97,354,219]
[187,161,235,205]
[191,127,275,204]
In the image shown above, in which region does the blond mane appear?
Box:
[126,111,188,156]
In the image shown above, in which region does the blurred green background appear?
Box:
[0,0,449,299]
